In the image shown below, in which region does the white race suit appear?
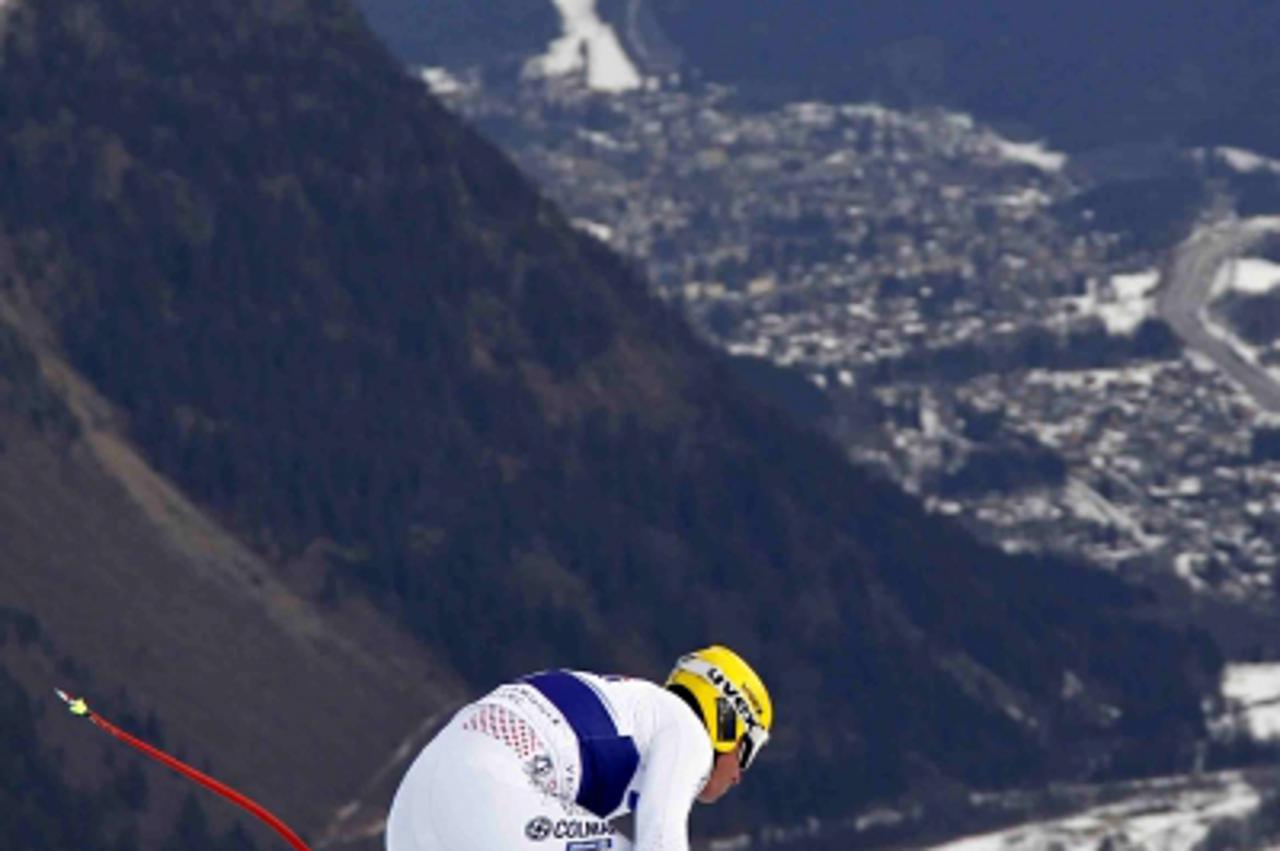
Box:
[386,670,714,851]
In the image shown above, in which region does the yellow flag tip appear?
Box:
[55,689,90,716]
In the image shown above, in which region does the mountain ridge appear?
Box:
[353,0,1280,159]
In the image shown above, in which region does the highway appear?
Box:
[1155,220,1280,413]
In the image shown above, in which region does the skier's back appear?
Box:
[386,645,773,851]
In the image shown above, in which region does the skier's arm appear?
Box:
[632,712,713,851]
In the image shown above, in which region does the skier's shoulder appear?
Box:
[535,671,704,746]
[575,671,679,704]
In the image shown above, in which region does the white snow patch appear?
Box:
[727,340,769,358]
[1216,146,1280,176]
[1026,364,1162,392]
[526,0,642,93]
[1175,553,1208,591]
[999,188,1052,208]
[788,101,838,127]
[1094,270,1160,334]
[1221,663,1280,741]
[841,103,898,125]
[571,218,614,243]
[1243,215,1280,235]
[1096,302,1153,335]
[990,138,1068,173]
[1112,270,1160,300]
[418,67,464,96]
[927,775,1259,851]
[576,128,621,150]
[1217,257,1280,296]
[1066,270,1159,334]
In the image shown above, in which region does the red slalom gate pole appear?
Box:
[56,689,312,851]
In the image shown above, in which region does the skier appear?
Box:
[385,645,772,851]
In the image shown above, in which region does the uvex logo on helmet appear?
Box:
[705,664,763,724]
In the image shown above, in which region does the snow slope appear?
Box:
[991,138,1068,173]
[1099,270,1160,334]
[419,67,464,96]
[1220,664,1280,741]
[928,774,1259,851]
[1216,257,1280,297]
[1063,270,1159,334]
[526,0,642,92]
[1215,146,1280,176]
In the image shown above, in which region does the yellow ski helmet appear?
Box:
[665,645,772,769]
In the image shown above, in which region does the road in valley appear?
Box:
[1156,220,1280,413]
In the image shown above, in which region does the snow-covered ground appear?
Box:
[989,138,1069,173]
[571,218,614,243]
[525,0,643,93]
[419,67,465,96]
[926,774,1260,851]
[1196,249,1280,383]
[931,108,1068,171]
[1214,257,1280,297]
[1064,270,1159,334]
[1217,663,1280,741]
[915,663,1280,851]
[1025,363,1163,394]
[1215,146,1280,176]
[1101,270,1160,333]
[1113,270,1161,301]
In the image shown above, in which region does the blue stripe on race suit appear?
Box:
[523,671,640,817]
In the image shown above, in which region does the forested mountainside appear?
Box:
[0,614,261,851]
[0,251,462,848]
[0,0,1221,841]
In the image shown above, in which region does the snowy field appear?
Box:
[419,67,464,96]
[1218,663,1280,741]
[1063,270,1160,334]
[1200,252,1280,384]
[1214,257,1280,297]
[526,0,642,92]
[918,664,1280,851]
[990,138,1068,172]
[1101,270,1160,333]
[1215,146,1280,176]
[1173,218,1280,390]
[926,774,1260,851]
